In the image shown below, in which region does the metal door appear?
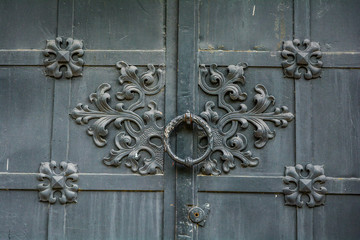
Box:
[1,0,360,240]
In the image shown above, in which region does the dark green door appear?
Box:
[1,0,359,240]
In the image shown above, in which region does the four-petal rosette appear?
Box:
[281,39,323,80]
[283,164,327,207]
[43,37,84,79]
[37,161,79,204]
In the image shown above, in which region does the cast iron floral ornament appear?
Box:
[71,61,165,175]
[281,39,322,80]
[198,63,294,175]
[43,37,84,79]
[38,161,79,204]
[283,164,327,207]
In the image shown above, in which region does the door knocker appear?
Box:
[164,111,214,167]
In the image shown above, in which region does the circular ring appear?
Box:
[163,111,213,167]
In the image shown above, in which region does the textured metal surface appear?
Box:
[164,112,213,167]
[0,0,360,239]
[281,39,322,79]
[283,164,327,207]
[38,161,79,204]
[43,37,84,79]
[71,61,165,175]
[188,203,210,227]
[198,64,294,175]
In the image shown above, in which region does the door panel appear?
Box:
[0,191,48,239]
[73,0,165,50]
[65,191,163,239]
[199,0,293,51]
[0,0,360,239]
[198,192,296,240]
[0,0,57,49]
[0,67,53,173]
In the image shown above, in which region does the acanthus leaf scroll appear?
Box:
[71,61,165,175]
[198,63,294,175]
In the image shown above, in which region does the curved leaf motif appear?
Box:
[37,161,79,204]
[43,37,84,79]
[283,164,327,207]
[198,64,294,175]
[218,85,294,148]
[71,62,165,175]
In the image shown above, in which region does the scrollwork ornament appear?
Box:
[43,37,84,79]
[281,39,322,80]
[37,161,79,204]
[71,62,165,175]
[198,64,294,175]
[283,164,327,208]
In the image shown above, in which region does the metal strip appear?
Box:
[48,1,74,239]
[294,1,313,239]
[0,173,164,191]
[199,51,360,68]
[1,50,357,68]
[176,0,199,239]
[0,50,165,66]
[162,0,178,238]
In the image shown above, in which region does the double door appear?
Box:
[1,0,360,239]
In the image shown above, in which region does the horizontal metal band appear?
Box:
[326,177,360,195]
[0,50,165,66]
[1,50,357,68]
[199,50,360,68]
[198,175,360,194]
[1,173,359,194]
[78,174,164,191]
[0,172,164,191]
[198,175,284,193]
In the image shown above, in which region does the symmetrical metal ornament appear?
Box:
[71,61,165,175]
[43,37,84,79]
[37,161,79,204]
[198,63,294,175]
[281,39,322,80]
[283,164,327,208]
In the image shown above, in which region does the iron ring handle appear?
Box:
[163,111,213,167]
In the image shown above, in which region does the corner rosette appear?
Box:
[43,37,84,79]
[283,164,327,207]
